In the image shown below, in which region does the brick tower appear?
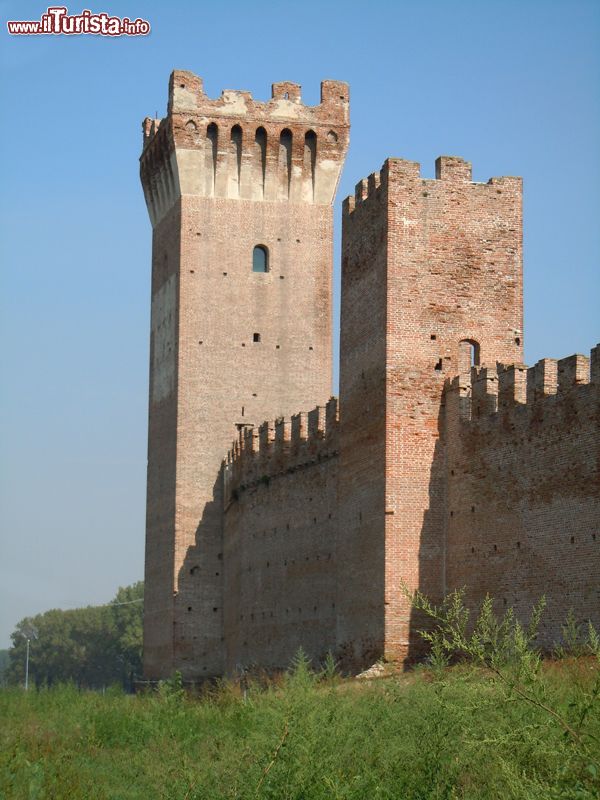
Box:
[337,157,523,668]
[140,71,349,680]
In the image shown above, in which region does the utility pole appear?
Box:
[21,625,38,691]
[25,637,30,690]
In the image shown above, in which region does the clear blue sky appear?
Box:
[1,0,598,648]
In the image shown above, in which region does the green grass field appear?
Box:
[1,658,599,800]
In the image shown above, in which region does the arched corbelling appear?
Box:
[206,123,218,195]
[231,125,243,195]
[304,130,317,200]
[255,127,267,197]
[279,129,293,198]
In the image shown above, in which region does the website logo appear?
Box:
[7,6,151,36]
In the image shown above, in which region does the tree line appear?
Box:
[5,581,143,691]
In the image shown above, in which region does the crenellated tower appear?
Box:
[337,157,523,669]
[139,71,597,681]
[140,71,349,680]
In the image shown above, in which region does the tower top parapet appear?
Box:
[140,70,350,225]
[158,70,349,131]
[343,156,521,215]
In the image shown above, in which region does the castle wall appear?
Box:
[385,158,524,662]
[172,197,336,679]
[222,401,339,672]
[445,348,600,648]
[339,157,524,667]
[141,71,597,681]
[140,71,349,680]
[143,203,180,679]
[337,177,388,669]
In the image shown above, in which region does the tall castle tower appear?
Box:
[140,71,349,679]
[337,157,523,667]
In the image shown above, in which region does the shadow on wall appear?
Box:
[406,396,448,665]
[422,357,600,656]
[176,469,224,680]
[171,393,450,677]
[171,418,448,678]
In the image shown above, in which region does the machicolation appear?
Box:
[140,71,599,681]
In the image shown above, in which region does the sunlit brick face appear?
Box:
[338,157,523,669]
[140,71,349,680]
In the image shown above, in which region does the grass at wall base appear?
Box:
[1,593,599,800]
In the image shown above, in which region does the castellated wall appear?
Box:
[445,346,600,649]
[222,399,339,673]
[337,169,388,669]
[141,70,349,226]
[338,156,523,669]
[141,69,598,680]
[140,71,348,680]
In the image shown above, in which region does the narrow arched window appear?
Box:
[230,125,242,194]
[458,339,481,373]
[252,245,268,273]
[279,129,292,198]
[255,127,267,196]
[304,130,317,199]
[206,123,218,194]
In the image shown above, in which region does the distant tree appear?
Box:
[7,581,143,690]
[108,581,144,690]
[0,649,9,686]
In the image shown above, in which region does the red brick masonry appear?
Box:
[141,72,599,679]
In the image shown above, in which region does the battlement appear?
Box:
[342,156,521,215]
[160,69,349,128]
[140,71,350,225]
[223,398,339,506]
[446,345,599,423]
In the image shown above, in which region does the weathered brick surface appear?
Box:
[142,204,180,678]
[445,349,600,648]
[339,158,523,667]
[223,401,339,672]
[140,72,348,680]
[337,175,388,669]
[141,71,598,680]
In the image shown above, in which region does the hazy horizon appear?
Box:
[1,0,599,649]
